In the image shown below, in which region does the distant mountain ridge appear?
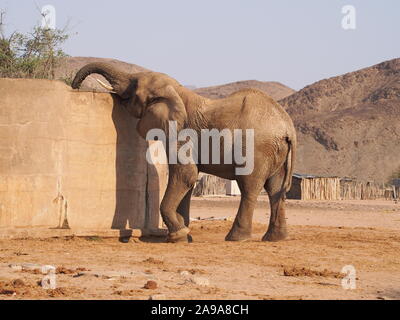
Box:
[279,58,400,182]
[194,80,295,101]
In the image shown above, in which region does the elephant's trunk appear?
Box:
[71,62,134,98]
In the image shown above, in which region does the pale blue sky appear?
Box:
[1,0,399,90]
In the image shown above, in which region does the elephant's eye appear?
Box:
[147,97,163,106]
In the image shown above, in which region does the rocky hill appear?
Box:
[195,80,295,100]
[279,58,400,182]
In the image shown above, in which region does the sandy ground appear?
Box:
[0,196,399,300]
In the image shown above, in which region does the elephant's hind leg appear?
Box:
[263,167,288,242]
[225,177,265,242]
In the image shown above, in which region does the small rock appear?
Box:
[21,263,42,271]
[144,280,158,290]
[0,289,16,295]
[8,264,23,271]
[149,294,166,300]
[180,271,190,277]
[40,276,57,289]
[101,275,120,281]
[191,277,210,287]
[96,271,131,279]
[11,279,25,288]
[56,266,75,274]
[72,273,85,278]
[41,265,56,274]
[14,252,28,256]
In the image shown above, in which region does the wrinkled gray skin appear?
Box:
[72,63,297,243]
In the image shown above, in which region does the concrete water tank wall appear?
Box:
[0,79,167,236]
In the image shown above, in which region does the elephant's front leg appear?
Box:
[160,164,198,243]
[176,187,194,227]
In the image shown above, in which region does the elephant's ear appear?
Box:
[136,85,187,139]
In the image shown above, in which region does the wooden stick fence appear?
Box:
[341,181,387,200]
[192,173,399,201]
[300,177,341,200]
[193,174,227,196]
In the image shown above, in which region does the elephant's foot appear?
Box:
[225,227,252,242]
[167,227,191,243]
[262,227,288,242]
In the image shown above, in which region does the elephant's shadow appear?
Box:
[109,96,161,241]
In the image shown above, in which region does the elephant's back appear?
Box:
[206,88,296,140]
[231,89,295,136]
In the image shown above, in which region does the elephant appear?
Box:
[71,63,297,243]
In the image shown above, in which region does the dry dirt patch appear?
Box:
[0,200,399,300]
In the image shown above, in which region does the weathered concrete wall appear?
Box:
[0,79,167,235]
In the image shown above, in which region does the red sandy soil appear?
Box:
[0,197,399,300]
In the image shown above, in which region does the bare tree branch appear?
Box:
[0,9,6,39]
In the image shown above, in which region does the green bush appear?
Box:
[0,10,69,80]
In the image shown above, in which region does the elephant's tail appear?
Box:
[282,135,296,195]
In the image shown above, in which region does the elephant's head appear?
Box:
[71,62,188,138]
